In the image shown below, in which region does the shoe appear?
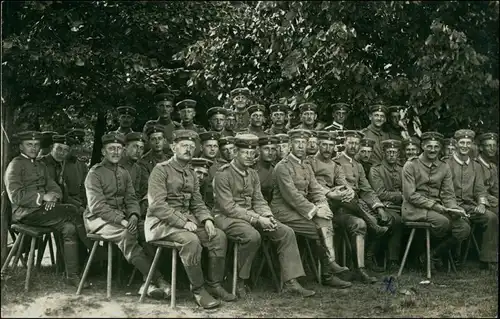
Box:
[206,257,237,301]
[283,279,316,298]
[138,282,164,300]
[157,278,172,299]
[386,261,400,273]
[322,275,352,289]
[236,279,249,298]
[354,268,377,284]
[206,284,237,302]
[365,255,385,273]
[65,275,90,289]
[193,287,221,309]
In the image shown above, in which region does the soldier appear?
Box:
[146,130,234,308]
[241,104,267,138]
[306,131,319,157]
[294,103,317,130]
[207,107,230,137]
[355,138,376,176]
[402,131,470,270]
[143,93,182,157]
[476,133,499,211]
[385,106,405,141]
[230,87,252,132]
[361,105,390,165]
[176,99,206,133]
[191,157,214,185]
[37,131,58,158]
[254,135,278,202]
[113,106,136,135]
[324,103,350,131]
[368,139,404,271]
[266,104,288,135]
[270,129,352,288]
[275,133,290,163]
[213,133,316,298]
[442,138,457,159]
[224,109,237,137]
[5,131,87,286]
[64,129,89,209]
[84,133,170,298]
[402,136,421,162]
[218,136,236,164]
[447,129,498,270]
[120,132,147,196]
[199,131,222,209]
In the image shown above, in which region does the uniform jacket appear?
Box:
[200,157,223,209]
[475,155,498,208]
[213,161,272,224]
[112,127,134,135]
[270,153,329,223]
[401,155,460,221]
[254,160,275,203]
[145,157,212,240]
[305,153,349,193]
[84,160,140,225]
[4,154,62,222]
[180,122,206,134]
[293,123,316,131]
[265,126,287,135]
[368,160,403,206]
[119,156,145,199]
[361,124,390,165]
[142,117,182,157]
[234,109,250,132]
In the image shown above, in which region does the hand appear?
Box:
[327,189,344,201]
[341,188,355,202]
[204,220,216,241]
[121,219,129,228]
[44,201,56,211]
[377,207,389,223]
[474,204,486,215]
[43,193,58,203]
[269,216,278,228]
[183,221,198,232]
[258,217,276,231]
[433,204,447,214]
[127,215,138,234]
[316,206,333,220]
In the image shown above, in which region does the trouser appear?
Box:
[334,213,366,269]
[463,206,498,263]
[425,210,471,241]
[366,209,403,261]
[331,198,381,232]
[138,219,157,260]
[22,204,81,276]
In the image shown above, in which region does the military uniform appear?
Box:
[223,109,236,137]
[360,105,391,165]
[324,103,350,132]
[112,106,136,135]
[385,106,405,141]
[401,136,421,164]
[355,137,376,176]
[37,131,58,158]
[293,102,317,131]
[254,136,278,203]
[476,133,499,211]
[198,132,222,209]
[266,103,288,135]
[240,104,267,138]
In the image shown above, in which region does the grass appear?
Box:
[1,262,497,318]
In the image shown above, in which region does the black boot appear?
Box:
[131,255,164,300]
[322,265,352,289]
[354,201,388,237]
[206,257,237,302]
[63,242,89,288]
[317,227,349,274]
[184,264,220,309]
[351,235,377,284]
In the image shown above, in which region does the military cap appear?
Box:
[454,129,475,141]
[478,132,498,143]
[402,136,421,147]
[421,131,444,143]
[66,128,86,144]
[299,102,317,114]
[309,131,318,138]
[269,104,288,114]
[382,139,402,150]
[331,103,350,112]
[172,129,199,142]
[206,107,228,118]
[275,133,289,143]
[154,93,174,104]
[17,131,42,142]
[101,133,125,146]
[199,131,221,142]
[288,129,311,140]
[125,132,147,144]
[40,131,58,148]
[369,104,388,114]
[117,106,136,116]
[344,130,365,139]
[219,136,235,148]
[234,133,259,149]
[230,87,251,98]
[317,131,336,142]
[191,157,214,170]
[258,135,279,146]
[145,124,166,137]
[176,99,197,110]
[442,138,457,147]
[388,105,404,113]
[225,109,235,118]
[52,134,71,145]
[247,104,266,115]
[360,138,376,148]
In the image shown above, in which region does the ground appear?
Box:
[1,260,497,318]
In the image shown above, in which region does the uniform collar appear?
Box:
[156,117,172,125]
[382,159,397,171]
[170,157,190,172]
[477,155,491,169]
[417,154,438,168]
[20,152,36,163]
[315,152,332,163]
[144,150,167,161]
[116,127,133,134]
[367,124,383,136]
[120,155,136,166]
[333,121,343,129]
[288,152,304,165]
[452,153,470,166]
[100,159,119,169]
[230,160,248,176]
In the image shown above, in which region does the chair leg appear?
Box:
[77,241,99,295]
[471,232,481,256]
[171,248,177,308]
[48,235,56,266]
[462,234,472,264]
[425,228,431,279]
[397,228,416,277]
[12,233,27,270]
[25,237,37,292]
[252,248,266,288]
[139,246,162,303]
[342,237,347,267]
[54,233,65,274]
[2,232,23,272]
[305,240,321,284]
[107,242,113,299]
[232,243,238,296]
[317,256,322,286]
[36,235,50,270]
[127,268,137,287]
[448,251,457,273]
[261,241,281,293]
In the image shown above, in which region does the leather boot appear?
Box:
[352,235,377,284]
[184,264,220,309]
[365,241,384,273]
[206,257,237,302]
[283,278,316,297]
[317,227,349,274]
[236,278,249,298]
[63,242,89,288]
[355,202,388,236]
[131,255,164,299]
[322,264,352,288]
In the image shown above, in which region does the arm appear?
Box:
[123,169,140,219]
[440,164,460,209]
[189,171,213,224]
[85,170,126,224]
[368,166,403,204]
[307,166,330,207]
[251,170,273,217]
[4,160,45,207]
[43,163,63,198]
[473,162,489,206]
[357,163,384,209]
[138,161,150,206]
[402,161,437,209]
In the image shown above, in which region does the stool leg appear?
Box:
[116,251,123,286]
[262,242,281,293]
[397,228,416,277]
[462,235,472,264]
[36,235,49,270]
[426,229,431,279]
[171,248,177,308]
[139,247,162,303]
[448,251,457,273]
[12,233,26,270]
[77,241,99,295]
[317,256,322,286]
[1,232,23,272]
[106,242,113,299]
[232,243,238,296]
[25,237,37,292]
[471,232,481,256]
[305,240,321,284]
[48,235,56,267]
[342,238,346,267]
[253,249,266,288]
[127,268,137,287]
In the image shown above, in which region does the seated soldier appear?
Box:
[191,157,214,186]
[355,138,376,176]
[146,130,234,309]
[4,131,87,286]
[476,133,499,212]
[218,136,236,164]
[84,133,170,299]
[254,135,278,203]
[213,134,315,298]
[402,132,470,270]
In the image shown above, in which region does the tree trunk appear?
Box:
[1,103,14,265]
[90,109,106,166]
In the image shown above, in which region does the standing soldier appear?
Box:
[271,129,352,288]
[199,131,222,209]
[254,135,278,202]
[230,87,252,132]
[401,136,421,162]
[442,138,457,159]
[177,99,206,133]
[306,131,319,157]
[241,104,267,137]
[447,129,498,271]
[355,138,376,176]
[324,103,350,131]
[113,106,136,135]
[37,131,58,158]
[191,158,214,186]
[385,106,405,141]
[368,139,404,271]
[207,107,231,137]
[213,134,316,298]
[146,130,234,308]
[275,133,290,163]
[266,104,288,135]
[143,93,182,158]
[223,109,237,137]
[402,132,470,270]
[5,131,87,286]
[294,103,318,131]
[476,133,499,211]
[218,136,236,164]
[361,105,390,166]
[84,133,171,298]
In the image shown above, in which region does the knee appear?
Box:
[183,232,203,251]
[392,213,402,226]
[432,214,451,232]
[60,222,77,239]
[485,211,498,226]
[211,229,227,251]
[351,218,367,233]
[243,228,262,248]
[453,220,471,241]
[279,223,296,239]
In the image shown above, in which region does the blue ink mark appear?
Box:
[382,276,396,294]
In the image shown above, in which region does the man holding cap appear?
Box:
[147,129,233,308]
[476,133,499,212]
[324,103,350,131]
[447,129,498,270]
[230,87,252,132]
[266,104,288,135]
[213,133,316,298]
[241,104,267,138]
[84,133,170,299]
[294,103,318,130]
[177,99,206,133]
[361,104,390,165]
[254,135,278,202]
[402,131,470,270]
[355,137,376,176]
[113,106,136,135]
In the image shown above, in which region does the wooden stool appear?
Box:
[251,238,282,292]
[76,234,114,298]
[398,221,432,279]
[229,241,238,296]
[462,224,480,264]
[1,224,58,292]
[298,236,321,285]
